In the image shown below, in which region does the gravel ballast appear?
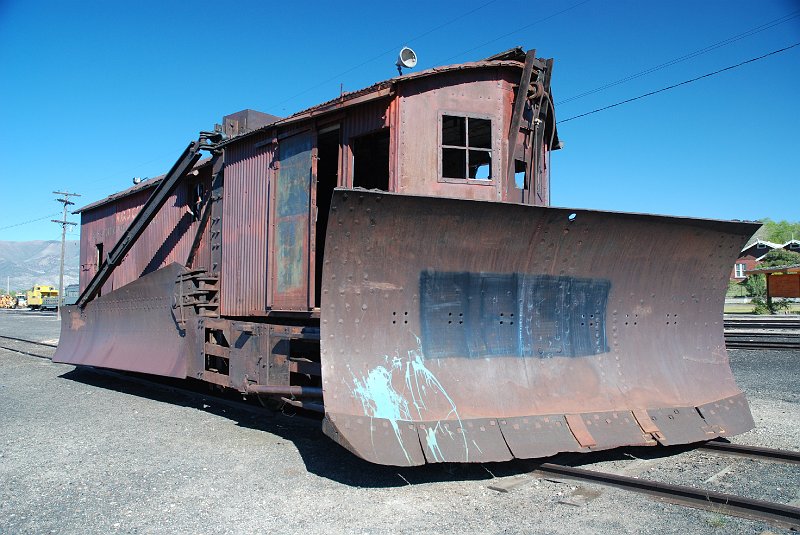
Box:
[0,310,798,534]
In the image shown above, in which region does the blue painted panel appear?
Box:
[277,148,311,219]
[275,133,312,296]
[276,218,303,292]
[420,272,610,359]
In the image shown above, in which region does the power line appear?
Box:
[62,1,591,192]
[558,41,800,124]
[434,0,594,65]
[270,0,593,112]
[558,9,800,105]
[0,213,60,232]
[269,0,500,110]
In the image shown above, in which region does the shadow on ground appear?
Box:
[59,366,703,488]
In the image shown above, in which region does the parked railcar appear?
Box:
[55,48,757,466]
[27,285,57,310]
[63,284,80,306]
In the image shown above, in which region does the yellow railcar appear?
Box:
[26,285,58,310]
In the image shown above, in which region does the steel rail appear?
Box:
[724,316,800,329]
[534,462,800,529]
[698,440,800,464]
[0,335,57,359]
[0,334,58,348]
[725,337,800,350]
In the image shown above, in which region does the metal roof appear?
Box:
[76,49,551,214]
[746,263,800,275]
[218,57,544,147]
[741,238,782,252]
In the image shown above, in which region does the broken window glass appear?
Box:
[514,159,527,189]
[469,150,491,179]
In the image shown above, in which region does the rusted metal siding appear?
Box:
[79,171,213,293]
[396,70,512,202]
[113,186,193,287]
[220,135,274,316]
[79,203,116,294]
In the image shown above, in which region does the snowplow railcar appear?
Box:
[54,49,758,466]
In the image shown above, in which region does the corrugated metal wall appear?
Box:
[220,134,274,316]
[114,187,192,286]
[79,203,116,294]
[78,168,213,293]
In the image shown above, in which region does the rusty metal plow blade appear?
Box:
[320,189,759,466]
[54,263,193,378]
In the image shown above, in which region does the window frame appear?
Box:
[438,112,496,186]
[734,263,746,278]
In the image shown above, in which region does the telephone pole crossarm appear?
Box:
[52,191,81,319]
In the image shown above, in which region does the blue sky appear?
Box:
[1,0,798,242]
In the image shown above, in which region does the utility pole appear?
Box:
[52,191,80,319]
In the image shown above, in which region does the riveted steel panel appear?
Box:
[499,415,586,458]
[323,413,426,467]
[697,393,755,437]
[575,411,656,449]
[54,263,194,378]
[320,189,758,465]
[644,406,716,445]
[417,418,512,464]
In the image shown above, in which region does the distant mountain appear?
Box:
[0,240,79,293]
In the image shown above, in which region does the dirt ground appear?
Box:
[0,309,798,534]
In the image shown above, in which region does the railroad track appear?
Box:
[724,315,800,330]
[0,334,58,358]
[724,333,800,350]
[724,314,800,349]
[534,442,800,529]
[3,334,799,528]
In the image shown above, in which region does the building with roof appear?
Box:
[731,239,780,281]
[746,264,800,299]
[730,238,800,281]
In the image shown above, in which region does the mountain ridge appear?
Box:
[0,240,79,292]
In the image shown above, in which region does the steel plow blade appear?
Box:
[320,189,759,466]
[53,263,192,378]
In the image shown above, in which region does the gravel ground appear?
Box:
[0,309,797,534]
[0,308,61,343]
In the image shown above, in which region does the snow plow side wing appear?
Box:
[53,263,191,378]
[320,190,758,466]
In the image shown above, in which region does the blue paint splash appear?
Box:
[350,358,412,463]
[350,336,469,463]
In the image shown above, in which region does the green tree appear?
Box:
[758,249,800,268]
[759,218,800,244]
[743,274,766,297]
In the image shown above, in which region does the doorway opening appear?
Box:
[352,129,390,191]
[315,128,340,307]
